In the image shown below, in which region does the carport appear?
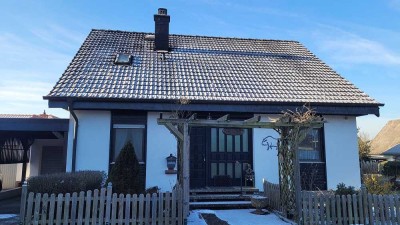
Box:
[0,115,69,183]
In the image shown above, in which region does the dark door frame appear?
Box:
[190,127,253,188]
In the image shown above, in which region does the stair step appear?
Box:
[190,201,253,210]
[190,187,259,194]
[190,194,252,201]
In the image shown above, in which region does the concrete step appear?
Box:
[190,187,259,195]
[189,201,253,210]
[190,194,252,202]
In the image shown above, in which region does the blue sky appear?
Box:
[0,0,399,138]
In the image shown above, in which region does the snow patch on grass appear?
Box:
[0,214,18,219]
[188,209,290,225]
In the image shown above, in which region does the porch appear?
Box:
[157,110,324,221]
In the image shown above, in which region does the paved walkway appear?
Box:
[0,196,20,214]
[0,215,19,225]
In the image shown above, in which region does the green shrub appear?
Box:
[335,183,356,196]
[381,161,400,177]
[364,174,393,195]
[107,141,143,194]
[28,171,105,194]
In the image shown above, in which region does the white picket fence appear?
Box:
[263,180,400,225]
[302,190,400,225]
[263,180,283,212]
[20,183,184,225]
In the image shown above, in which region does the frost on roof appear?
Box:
[46,29,381,106]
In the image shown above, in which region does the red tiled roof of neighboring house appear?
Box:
[0,111,58,119]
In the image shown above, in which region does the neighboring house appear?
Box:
[0,112,68,189]
[382,144,400,161]
[43,9,382,192]
[370,119,400,160]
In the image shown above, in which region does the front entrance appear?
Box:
[190,127,253,188]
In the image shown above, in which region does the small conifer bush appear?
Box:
[107,141,143,194]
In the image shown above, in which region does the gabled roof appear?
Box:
[382,144,400,157]
[44,29,382,114]
[370,119,400,155]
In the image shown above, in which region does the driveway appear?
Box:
[0,196,20,214]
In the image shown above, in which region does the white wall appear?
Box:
[324,116,361,189]
[16,163,26,182]
[66,110,111,173]
[29,139,65,177]
[253,115,280,190]
[146,112,177,191]
[0,164,18,189]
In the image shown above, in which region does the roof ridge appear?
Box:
[91,28,301,43]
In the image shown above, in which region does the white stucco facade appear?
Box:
[63,110,361,192]
[66,110,111,173]
[324,115,361,189]
[252,115,280,190]
[253,114,361,190]
[145,112,178,191]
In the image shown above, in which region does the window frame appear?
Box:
[298,127,326,163]
[109,112,147,170]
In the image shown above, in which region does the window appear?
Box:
[111,124,145,164]
[114,53,132,65]
[210,128,249,154]
[298,128,324,162]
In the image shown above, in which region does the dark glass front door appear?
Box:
[190,127,253,188]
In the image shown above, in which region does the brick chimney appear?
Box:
[154,8,170,51]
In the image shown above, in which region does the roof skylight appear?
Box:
[115,54,132,65]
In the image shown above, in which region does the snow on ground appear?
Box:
[0,214,18,219]
[187,210,209,225]
[188,209,290,225]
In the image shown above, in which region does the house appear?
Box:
[0,112,68,189]
[43,8,382,192]
[370,119,400,161]
[382,144,400,160]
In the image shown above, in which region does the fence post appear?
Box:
[105,182,112,225]
[19,181,28,225]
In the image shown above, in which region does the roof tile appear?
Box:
[46,29,381,105]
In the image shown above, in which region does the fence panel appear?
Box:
[263,180,282,213]
[20,182,184,225]
[300,190,400,225]
[361,161,380,175]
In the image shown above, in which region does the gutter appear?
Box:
[68,101,79,172]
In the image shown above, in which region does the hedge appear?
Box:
[27,170,105,194]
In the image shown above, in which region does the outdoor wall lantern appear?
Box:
[165,154,177,174]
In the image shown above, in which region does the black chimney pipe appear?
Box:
[154,8,170,51]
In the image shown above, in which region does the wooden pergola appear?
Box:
[158,112,323,221]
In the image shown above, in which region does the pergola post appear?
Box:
[293,136,302,221]
[182,123,190,217]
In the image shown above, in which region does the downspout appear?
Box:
[68,101,79,172]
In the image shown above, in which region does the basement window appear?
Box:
[114,53,132,65]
